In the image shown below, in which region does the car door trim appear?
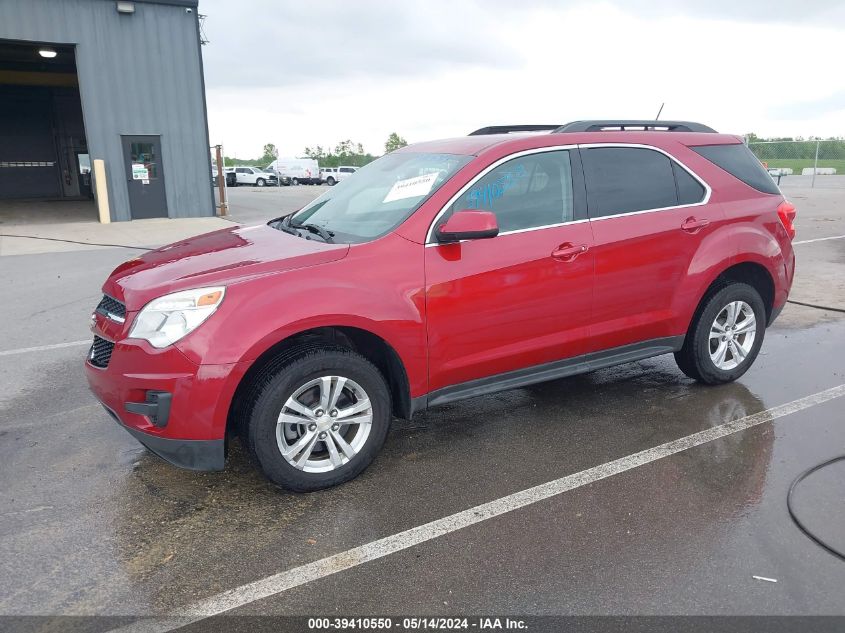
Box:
[578,143,712,222]
[411,335,686,412]
[425,144,582,244]
[425,143,713,243]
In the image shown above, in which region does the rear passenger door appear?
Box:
[581,145,719,353]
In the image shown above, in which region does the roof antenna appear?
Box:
[655,102,665,120]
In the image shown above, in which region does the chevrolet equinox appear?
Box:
[86,120,797,491]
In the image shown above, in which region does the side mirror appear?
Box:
[436,210,499,243]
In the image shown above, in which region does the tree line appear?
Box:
[222,133,408,168]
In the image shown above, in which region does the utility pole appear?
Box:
[812,139,820,189]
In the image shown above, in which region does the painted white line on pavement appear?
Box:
[794,234,845,245]
[0,340,90,357]
[110,383,845,633]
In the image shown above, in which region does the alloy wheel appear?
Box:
[709,300,756,371]
[276,376,373,473]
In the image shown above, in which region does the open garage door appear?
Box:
[0,85,63,198]
[0,40,93,221]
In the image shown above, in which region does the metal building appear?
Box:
[0,0,213,222]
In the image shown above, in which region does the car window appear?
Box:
[445,150,574,233]
[340,167,354,173]
[288,152,471,244]
[582,147,678,217]
[690,143,780,195]
[672,161,706,205]
[236,168,248,174]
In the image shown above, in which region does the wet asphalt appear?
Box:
[1,182,844,620]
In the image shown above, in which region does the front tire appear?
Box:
[243,347,391,492]
[256,178,266,187]
[675,282,766,385]
[327,177,336,186]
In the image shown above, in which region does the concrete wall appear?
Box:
[0,0,214,220]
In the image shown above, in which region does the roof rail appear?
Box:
[469,124,563,136]
[555,120,717,133]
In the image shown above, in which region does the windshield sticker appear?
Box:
[383,172,439,203]
[466,164,527,209]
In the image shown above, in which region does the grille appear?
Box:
[96,295,126,322]
[89,336,115,368]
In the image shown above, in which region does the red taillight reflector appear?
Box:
[777,200,797,240]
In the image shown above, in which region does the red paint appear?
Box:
[86,130,795,450]
[425,221,594,391]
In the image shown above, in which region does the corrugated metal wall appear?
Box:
[0,0,214,220]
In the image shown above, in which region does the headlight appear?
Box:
[129,287,225,348]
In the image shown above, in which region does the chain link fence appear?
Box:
[747,139,845,188]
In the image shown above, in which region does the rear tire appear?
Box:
[292,178,299,186]
[327,177,336,186]
[674,282,766,384]
[243,347,391,492]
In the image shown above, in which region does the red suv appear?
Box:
[86,120,796,491]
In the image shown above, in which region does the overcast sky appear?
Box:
[198,0,845,158]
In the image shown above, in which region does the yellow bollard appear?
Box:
[93,159,111,224]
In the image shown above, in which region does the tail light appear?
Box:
[777,200,796,240]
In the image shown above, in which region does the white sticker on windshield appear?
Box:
[382,173,438,203]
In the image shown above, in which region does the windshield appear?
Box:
[284,152,471,243]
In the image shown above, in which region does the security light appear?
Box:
[116,1,135,14]
[38,48,57,58]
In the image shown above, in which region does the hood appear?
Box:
[104,224,349,310]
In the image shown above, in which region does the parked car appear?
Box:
[211,163,235,187]
[264,165,291,186]
[268,157,320,185]
[227,165,278,187]
[86,119,796,492]
[321,165,358,186]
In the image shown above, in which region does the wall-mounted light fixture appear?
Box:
[116,1,136,14]
[38,48,58,58]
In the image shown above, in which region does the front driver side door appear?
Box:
[424,148,594,402]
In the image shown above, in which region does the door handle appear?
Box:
[680,216,710,233]
[552,243,589,261]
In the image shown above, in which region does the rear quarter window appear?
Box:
[690,143,780,195]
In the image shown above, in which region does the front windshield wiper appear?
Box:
[271,215,300,237]
[290,220,335,243]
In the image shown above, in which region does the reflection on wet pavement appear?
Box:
[1,312,843,615]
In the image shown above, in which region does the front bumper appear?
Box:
[102,404,224,470]
[85,311,244,472]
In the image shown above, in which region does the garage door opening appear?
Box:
[0,39,95,224]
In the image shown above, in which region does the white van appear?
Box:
[268,157,321,185]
